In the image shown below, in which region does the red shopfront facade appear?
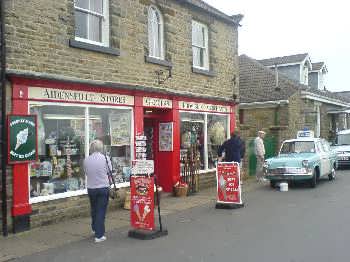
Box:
[9,76,236,230]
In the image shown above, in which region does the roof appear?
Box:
[337,129,350,135]
[334,91,350,99]
[305,87,350,103]
[239,54,302,103]
[284,138,319,143]
[240,54,350,105]
[311,62,325,71]
[258,53,309,67]
[178,0,243,25]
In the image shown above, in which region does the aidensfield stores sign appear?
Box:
[28,87,134,106]
[8,115,38,163]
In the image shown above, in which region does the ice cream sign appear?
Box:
[8,115,37,163]
[216,162,242,204]
[130,176,155,231]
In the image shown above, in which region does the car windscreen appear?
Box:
[280,141,315,154]
[337,134,350,145]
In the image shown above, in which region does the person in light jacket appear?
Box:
[84,139,112,243]
[254,130,266,181]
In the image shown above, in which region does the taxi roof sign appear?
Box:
[297,130,314,138]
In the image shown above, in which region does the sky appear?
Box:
[202,0,350,92]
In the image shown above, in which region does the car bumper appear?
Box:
[265,173,313,181]
[337,159,350,167]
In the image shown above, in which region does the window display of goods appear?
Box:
[208,121,226,145]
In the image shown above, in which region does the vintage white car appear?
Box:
[332,129,350,168]
[264,131,337,188]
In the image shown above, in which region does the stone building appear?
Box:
[239,54,350,177]
[0,0,242,233]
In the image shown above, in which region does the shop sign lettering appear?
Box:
[28,87,134,106]
[8,115,37,163]
[179,101,230,113]
[143,97,172,108]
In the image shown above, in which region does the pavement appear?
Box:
[0,177,261,262]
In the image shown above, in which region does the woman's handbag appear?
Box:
[104,155,118,199]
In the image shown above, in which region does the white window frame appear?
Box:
[192,20,209,70]
[148,5,164,59]
[74,0,110,47]
[180,111,230,172]
[28,101,134,204]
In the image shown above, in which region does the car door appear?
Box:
[316,141,330,176]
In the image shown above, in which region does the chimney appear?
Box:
[275,64,280,91]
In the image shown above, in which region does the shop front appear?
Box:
[9,76,235,231]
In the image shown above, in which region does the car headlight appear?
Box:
[263,161,269,169]
[302,160,309,168]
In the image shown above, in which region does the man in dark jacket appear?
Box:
[217,132,243,163]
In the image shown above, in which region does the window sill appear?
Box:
[69,39,120,56]
[199,168,216,174]
[192,67,216,77]
[145,56,173,67]
[29,182,130,204]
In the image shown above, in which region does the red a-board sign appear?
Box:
[130,176,155,231]
[216,162,242,204]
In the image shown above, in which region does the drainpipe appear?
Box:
[275,64,280,91]
[1,0,8,237]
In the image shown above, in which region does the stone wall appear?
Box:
[31,190,125,228]
[4,0,238,99]
[0,82,13,234]
[198,171,216,190]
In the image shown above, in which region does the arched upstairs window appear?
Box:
[148,6,164,59]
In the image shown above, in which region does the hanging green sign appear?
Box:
[8,115,37,164]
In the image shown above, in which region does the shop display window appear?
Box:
[207,114,228,169]
[29,103,132,201]
[89,108,132,184]
[180,112,229,171]
[180,112,205,170]
[30,105,86,198]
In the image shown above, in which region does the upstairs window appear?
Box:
[74,0,109,46]
[192,20,209,70]
[148,6,164,59]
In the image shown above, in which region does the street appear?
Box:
[14,170,350,262]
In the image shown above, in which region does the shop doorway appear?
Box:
[143,108,174,191]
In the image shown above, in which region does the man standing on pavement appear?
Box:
[254,130,266,181]
[217,132,242,163]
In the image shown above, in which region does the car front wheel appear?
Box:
[328,167,336,181]
[270,181,276,188]
[310,169,317,188]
